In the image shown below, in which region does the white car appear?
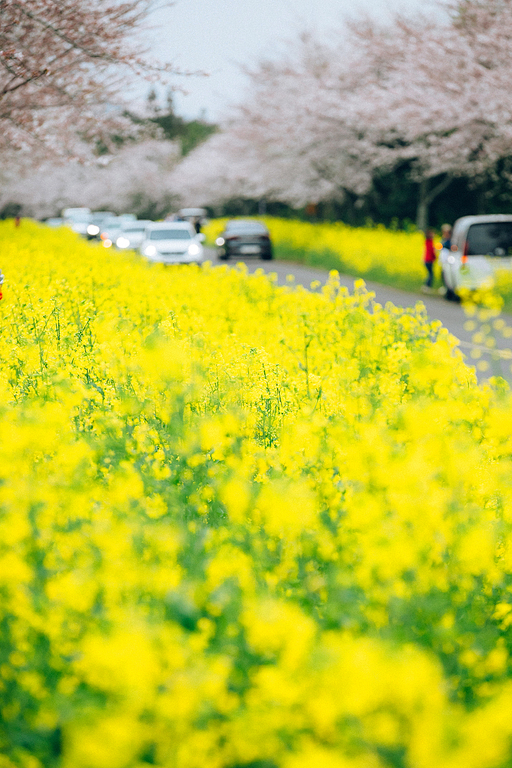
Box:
[62,207,91,236]
[115,220,153,251]
[118,213,137,224]
[62,207,90,220]
[440,214,512,300]
[140,222,205,265]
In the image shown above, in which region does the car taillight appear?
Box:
[461,240,469,264]
[226,235,240,241]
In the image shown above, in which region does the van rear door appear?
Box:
[460,222,512,289]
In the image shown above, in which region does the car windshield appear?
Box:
[225,222,267,235]
[149,229,192,240]
[91,216,112,225]
[466,222,512,256]
[68,214,89,222]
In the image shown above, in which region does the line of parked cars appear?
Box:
[50,209,512,297]
[49,208,275,266]
[55,208,207,265]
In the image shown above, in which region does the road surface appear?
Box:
[205,248,512,382]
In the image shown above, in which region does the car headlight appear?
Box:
[188,243,201,256]
[116,237,130,248]
[87,224,100,235]
[215,237,225,246]
[144,245,157,257]
[103,238,112,248]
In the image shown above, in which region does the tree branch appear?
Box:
[424,174,453,205]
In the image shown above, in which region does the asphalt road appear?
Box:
[205,248,512,382]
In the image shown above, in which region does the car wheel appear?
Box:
[218,250,229,261]
[261,253,273,260]
[445,287,459,302]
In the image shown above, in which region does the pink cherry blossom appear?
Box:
[170,0,512,228]
[0,0,176,160]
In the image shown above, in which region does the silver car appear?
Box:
[440,215,512,300]
[99,217,123,247]
[115,220,153,251]
[140,222,205,265]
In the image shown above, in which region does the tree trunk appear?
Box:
[416,180,429,232]
[416,175,453,232]
[476,181,487,215]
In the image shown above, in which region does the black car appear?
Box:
[216,220,273,260]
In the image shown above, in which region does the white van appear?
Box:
[179,208,207,221]
[440,214,512,300]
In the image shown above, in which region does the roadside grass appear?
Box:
[272,242,423,293]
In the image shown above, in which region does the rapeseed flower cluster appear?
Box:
[3,221,512,767]
[203,217,426,291]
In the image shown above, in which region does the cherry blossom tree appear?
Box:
[172,0,512,228]
[341,0,512,228]
[0,0,176,159]
[231,40,375,207]
[0,138,181,218]
[169,34,382,211]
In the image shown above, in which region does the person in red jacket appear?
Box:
[423,229,437,289]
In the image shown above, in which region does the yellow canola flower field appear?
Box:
[204,217,426,291]
[3,221,512,768]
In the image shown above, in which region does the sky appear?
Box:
[146,0,441,122]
